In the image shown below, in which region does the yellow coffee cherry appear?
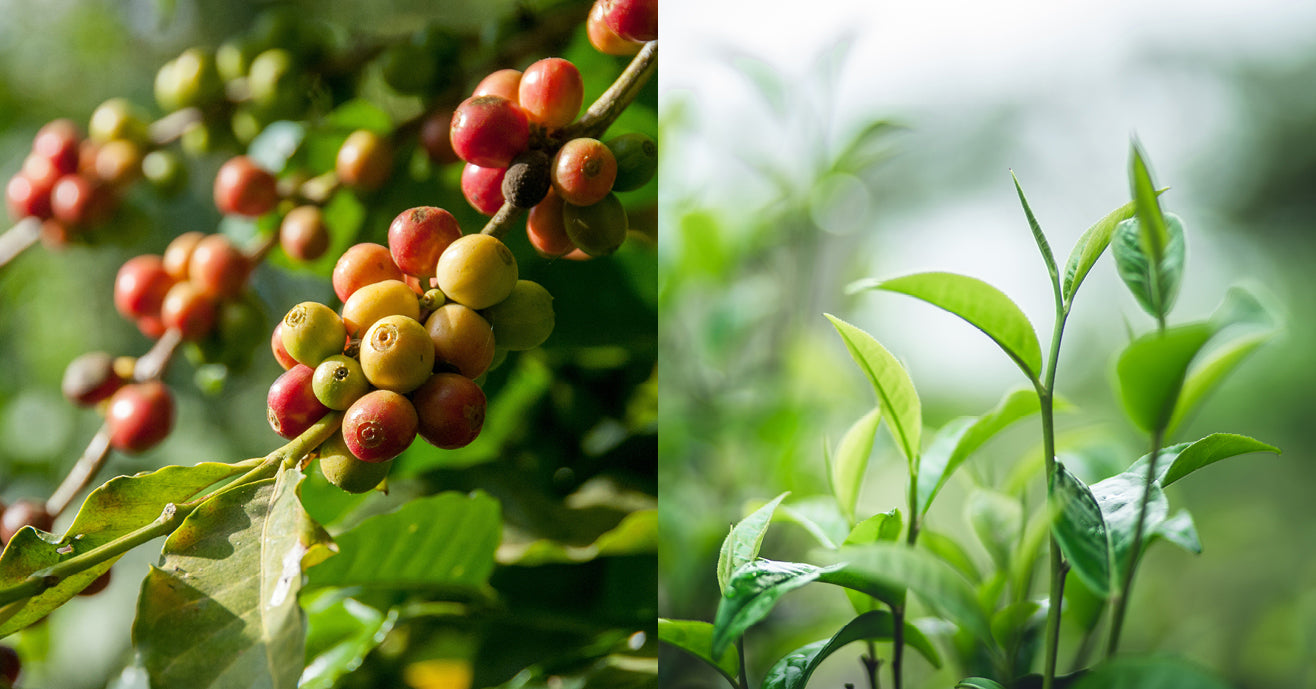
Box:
[434,234,517,310]
[340,279,420,337]
[359,314,434,393]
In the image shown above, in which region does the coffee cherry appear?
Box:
[6,172,54,220]
[472,69,522,102]
[332,242,405,303]
[318,431,392,493]
[336,129,393,192]
[0,645,19,687]
[270,321,299,370]
[201,293,268,368]
[502,150,552,209]
[62,351,125,406]
[483,280,555,351]
[22,152,62,190]
[78,569,112,597]
[114,255,176,322]
[552,138,617,206]
[342,389,418,462]
[587,0,643,56]
[563,192,628,257]
[341,279,421,337]
[425,304,496,379]
[518,58,584,129]
[106,381,176,453]
[282,302,348,368]
[601,0,658,42]
[360,315,435,393]
[188,234,252,299]
[162,231,205,280]
[280,205,330,262]
[89,98,150,145]
[606,133,657,192]
[0,500,54,543]
[267,364,329,439]
[161,281,218,340]
[450,95,530,168]
[248,48,304,117]
[460,163,507,216]
[93,139,144,187]
[412,372,486,449]
[156,47,222,111]
[312,355,370,411]
[142,149,187,196]
[214,156,278,217]
[388,206,462,278]
[435,234,518,310]
[526,191,575,257]
[419,109,458,164]
[217,35,258,82]
[33,119,82,175]
[51,174,114,227]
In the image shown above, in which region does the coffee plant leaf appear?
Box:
[323,98,393,135]
[135,466,326,689]
[825,315,922,469]
[1166,330,1275,437]
[1114,322,1214,434]
[657,618,740,688]
[711,559,833,658]
[497,508,656,566]
[247,120,305,174]
[850,272,1043,382]
[1012,172,1059,288]
[1111,214,1186,323]
[0,460,253,637]
[762,610,942,689]
[301,593,397,689]
[716,492,789,594]
[830,407,881,524]
[1049,461,1112,597]
[304,491,499,594]
[919,386,1041,516]
[1069,653,1233,689]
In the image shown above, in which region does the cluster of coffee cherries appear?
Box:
[268,206,554,493]
[587,0,658,55]
[451,56,657,259]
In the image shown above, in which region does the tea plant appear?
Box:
[660,143,1280,689]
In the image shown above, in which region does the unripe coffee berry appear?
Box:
[425,304,496,379]
[62,351,125,406]
[342,389,418,462]
[336,130,393,191]
[0,500,55,542]
[341,279,421,337]
[552,138,617,207]
[282,301,348,367]
[360,315,435,394]
[106,381,176,453]
[318,431,392,493]
[92,139,144,187]
[114,255,176,321]
[162,231,205,280]
[460,163,507,216]
[161,281,218,341]
[606,133,658,192]
[412,372,486,449]
[502,150,552,209]
[472,69,522,102]
[563,192,628,257]
[89,98,150,145]
[280,205,330,262]
[312,355,370,410]
[434,234,518,310]
[214,156,278,217]
[188,234,252,299]
[526,191,575,257]
[450,95,530,168]
[518,58,584,130]
[482,280,555,351]
[142,149,187,195]
[267,364,329,439]
[332,242,405,303]
[387,206,462,278]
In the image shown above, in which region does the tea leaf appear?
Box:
[717,492,789,593]
[918,387,1041,515]
[1111,214,1185,322]
[1012,172,1059,291]
[830,408,881,525]
[1049,461,1111,597]
[1115,322,1214,434]
[762,610,941,689]
[1157,433,1279,487]
[711,559,834,658]
[1166,330,1274,437]
[657,619,740,687]
[826,315,922,469]
[1070,654,1233,688]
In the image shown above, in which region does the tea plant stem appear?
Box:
[1104,429,1164,657]
[737,638,749,689]
[863,642,881,689]
[1039,297,1071,689]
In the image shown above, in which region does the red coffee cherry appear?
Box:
[279,205,330,262]
[601,0,658,42]
[214,155,278,217]
[188,234,252,299]
[0,499,55,543]
[563,192,628,257]
[162,231,206,280]
[387,206,462,278]
[51,174,114,227]
[460,163,507,216]
[270,321,299,370]
[587,0,643,56]
[336,129,393,191]
[518,58,584,130]
[267,364,329,439]
[0,645,19,687]
[161,281,218,340]
[526,191,575,257]
[450,95,530,168]
[318,431,392,493]
[281,301,348,368]
[552,138,617,207]
[6,173,54,220]
[62,351,125,407]
[472,68,522,102]
[359,314,435,394]
[114,255,176,322]
[332,242,405,303]
[425,304,496,379]
[412,372,486,449]
[434,233,519,310]
[342,389,418,462]
[21,152,62,190]
[33,119,82,175]
[419,109,458,164]
[106,381,176,454]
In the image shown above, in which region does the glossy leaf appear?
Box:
[918,387,1041,515]
[301,595,397,689]
[1089,468,1167,589]
[1070,654,1233,689]
[657,618,740,687]
[842,509,901,614]
[830,543,992,641]
[305,491,499,594]
[717,492,789,593]
[1159,433,1279,487]
[850,272,1043,381]
[1115,322,1214,434]
[1049,461,1112,597]
[711,559,834,657]
[1151,510,1201,555]
[1129,142,1170,266]
[1062,195,1156,305]
[826,315,923,468]
[497,508,656,566]
[1166,330,1274,437]
[1012,172,1060,290]
[0,460,250,637]
[762,611,941,689]
[1111,214,1186,322]
[957,679,1007,689]
[247,121,305,174]
[830,407,882,524]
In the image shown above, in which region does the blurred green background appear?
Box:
[0,1,656,688]
[658,2,1316,688]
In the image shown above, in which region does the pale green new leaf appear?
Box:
[1115,322,1214,433]
[918,387,1041,515]
[762,610,941,689]
[1165,330,1274,437]
[1062,197,1151,305]
[826,315,922,468]
[830,408,881,524]
[717,492,789,593]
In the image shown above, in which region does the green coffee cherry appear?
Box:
[359,315,435,394]
[562,193,628,257]
[156,48,223,112]
[142,150,187,196]
[312,355,370,411]
[281,301,348,368]
[482,280,554,351]
[89,98,150,145]
[605,133,657,192]
[318,432,392,494]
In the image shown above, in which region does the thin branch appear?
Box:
[0,217,43,270]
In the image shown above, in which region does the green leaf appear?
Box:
[1012,172,1059,290]
[990,600,1043,653]
[918,387,1041,515]
[1088,468,1168,590]
[763,611,941,689]
[497,508,656,566]
[1150,510,1201,555]
[247,120,305,174]
[966,489,1022,572]
[1111,214,1186,322]
[919,530,980,584]
[306,491,499,594]
[850,273,1043,381]
[1062,195,1156,305]
[0,461,250,637]
[776,498,847,550]
[657,619,739,687]
[830,407,881,524]
[717,492,789,594]
[841,509,901,614]
[135,466,329,689]
[711,559,833,658]
[1070,654,1233,689]
[1157,433,1279,487]
[1049,461,1112,597]
[1130,142,1170,266]
[323,98,393,134]
[1166,330,1274,437]
[1115,322,1214,434]
[957,679,1008,689]
[825,314,923,468]
[300,594,397,689]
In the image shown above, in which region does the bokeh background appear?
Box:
[0,1,656,688]
[659,1,1316,688]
